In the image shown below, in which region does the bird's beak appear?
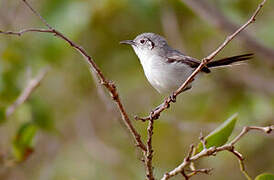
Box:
[120,40,135,46]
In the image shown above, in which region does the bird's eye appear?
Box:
[140,39,145,44]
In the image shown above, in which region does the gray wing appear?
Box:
[164,49,211,73]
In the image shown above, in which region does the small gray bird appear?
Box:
[120,32,252,94]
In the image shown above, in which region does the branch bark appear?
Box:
[145,119,155,180]
[1,0,147,152]
[181,0,274,65]
[161,125,274,180]
[0,1,270,180]
[0,0,152,177]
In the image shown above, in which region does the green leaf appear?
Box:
[12,122,38,162]
[255,173,274,180]
[196,113,238,153]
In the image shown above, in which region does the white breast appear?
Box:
[133,47,195,93]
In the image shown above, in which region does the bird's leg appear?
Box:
[169,84,193,102]
[136,84,194,121]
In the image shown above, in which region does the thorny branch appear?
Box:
[5,67,49,118]
[136,0,267,121]
[161,125,274,180]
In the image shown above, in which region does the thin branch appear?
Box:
[227,147,251,179]
[238,159,252,180]
[185,144,195,162]
[0,1,270,180]
[180,170,189,180]
[0,0,147,152]
[137,0,267,121]
[5,67,49,118]
[229,125,273,146]
[0,28,52,36]
[20,0,118,115]
[21,0,52,29]
[161,125,274,180]
[181,0,274,65]
[186,168,212,178]
[145,119,155,180]
[199,132,207,150]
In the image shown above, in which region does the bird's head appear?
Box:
[120,33,168,61]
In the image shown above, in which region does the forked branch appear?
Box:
[0,1,269,180]
[161,125,274,180]
[0,0,147,152]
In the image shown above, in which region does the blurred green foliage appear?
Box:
[255,173,274,180]
[0,0,273,179]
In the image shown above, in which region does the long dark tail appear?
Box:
[207,53,253,68]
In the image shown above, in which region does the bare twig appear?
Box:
[0,28,52,36]
[181,0,274,65]
[186,168,212,178]
[0,1,270,180]
[161,125,274,180]
[5,67,49,118]
[185,144,195,162]
[229,125,273,146]
[0,0,147,152]
[199,132,207,150]
[238,159,252,180]
[0,0,152,177]
[145,119,155,180]
[228,147,251,179]
[137,0,267,121]
[180,170,189,180]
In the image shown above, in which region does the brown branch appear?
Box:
[0,28,118,112]
[137,0,267,121]
[0,28,52,36]
[145,119,155,180]
[228,125,273,146]
[199,132,207,150]
[0,0,153,177]
[0,1,270,180]
[181,0,274,65]
[238,158,252,180]
[161,125,274,180]
[186,168,212,178]
[0,0,147,152]
[180,170,189,180]
[5,67,49,118]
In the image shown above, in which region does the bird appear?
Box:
[120,32,253,95]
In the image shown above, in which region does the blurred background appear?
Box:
[0,0,273,179]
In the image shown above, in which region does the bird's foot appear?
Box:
[169,93,176,103]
